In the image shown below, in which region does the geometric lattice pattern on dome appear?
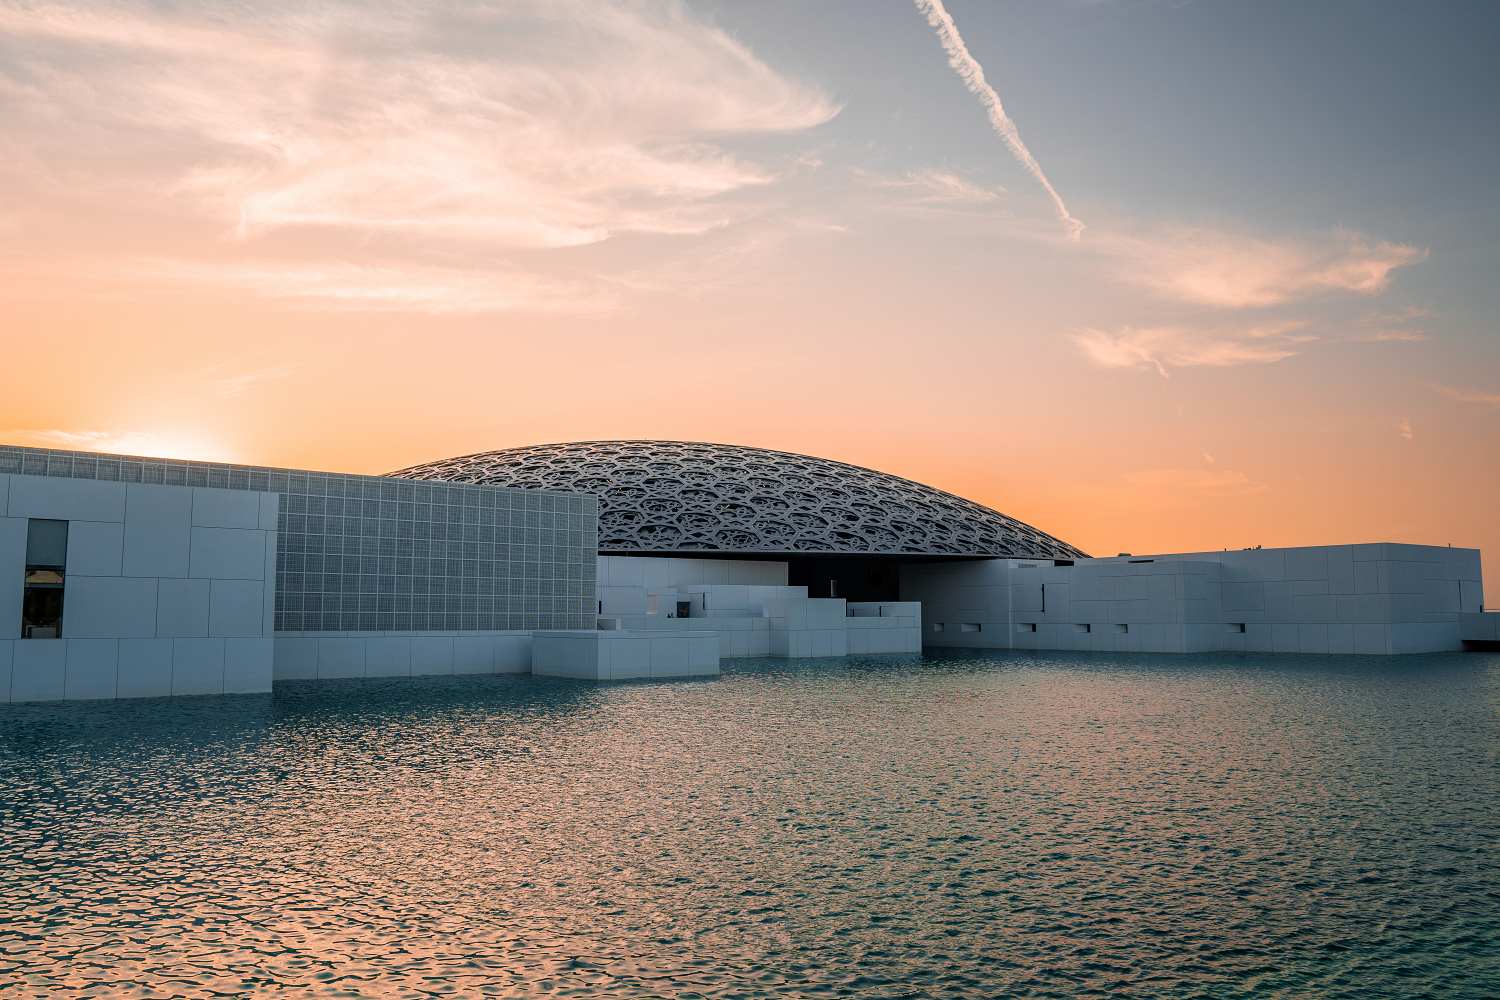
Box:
[388,440,1087,560]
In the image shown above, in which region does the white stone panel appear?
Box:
[258,493,280,531]
[411,636,454,676]
[453,636,493,675]
[317,638,365,679]
[273,637,319,680]
[157,578,210,637]
[11,640,66,702]
[66,576,157,638]
[123,483,192,578]
[65,638,118,700]
[65,521,124,577]
[189,527,265,580]
[261,531,277,635]
[209,579,266,637]
[191,487,261,529]
[172,638,225,696]
[493,634,532,673]
[117,639,173,698]
[224,638,273,693]
[365,637,412,678]
[1354,624,1388,655]
[0,517,25,632]
[7,475,125,522]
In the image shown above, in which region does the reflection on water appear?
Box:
[2,651,1498,997]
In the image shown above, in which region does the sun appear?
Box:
[23,429,239,464]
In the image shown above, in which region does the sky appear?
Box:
[2,0,1497,586]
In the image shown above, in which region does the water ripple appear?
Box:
[2,650,1498,997]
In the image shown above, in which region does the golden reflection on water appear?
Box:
[2,652,1499,997]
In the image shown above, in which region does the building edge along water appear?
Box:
[0,442,1489,704]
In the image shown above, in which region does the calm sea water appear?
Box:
[1,650,1497,998]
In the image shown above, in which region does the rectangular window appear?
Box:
[22,519,68,639]
[1113,624,1129,634]
[1017,623,1037,633]
[959,623,981,633]
[1073,623,1092,634]
[931,623,944,632]
[1228,623,1247,634]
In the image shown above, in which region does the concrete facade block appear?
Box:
[123,484,192,579]
[65,521,124,577]
[0,642,11,703]
[258,493,280,531]
[411,636,455,676]
[7,475,125,522]
[191,487,261,529]
[453,636,493,674]
[1297,623,1329,654]
[117,638,173,698]
[11,640,66,702]
[172,638,226,696]
[365,637,412,678]
[209,579,265,637]
[66,576,157,638]
[1326,623,1354,654]
[0,517,25,633]
[189,527,265,580]
[317,637,365,679]
[65,638,118,700]
[224,638,273,693]
[1354,624,1389,655]
[157,578,210,637]
[493,634,532,673]
[273,637,319,680]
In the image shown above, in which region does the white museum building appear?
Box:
[0,440,1493,703]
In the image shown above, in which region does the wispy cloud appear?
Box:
[1353,329,1430,343]
[0,1,837,305]
[1398,417,1414,441]
[868,167,1005,206]
[1121,467,1268,499]
[1432,384,1500,407]
[912,0,1083,240]
[1096,227,1427,308]
[1070,322,1311,378]
[141,259,612,315]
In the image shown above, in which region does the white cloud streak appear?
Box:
[912,0,1083,240]
[1094,227,1427,308]
[0,1,838,310]
[1070,322,1311,378]
[1433,384,1500,407]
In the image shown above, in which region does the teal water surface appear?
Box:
[2,650,1498,998]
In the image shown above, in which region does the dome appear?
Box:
[387,441,1086,559]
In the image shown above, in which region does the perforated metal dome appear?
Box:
[388,441,1086,559]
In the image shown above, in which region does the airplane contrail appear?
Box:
[913,0,1084,241]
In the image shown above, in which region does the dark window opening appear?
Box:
[22,519,68,639]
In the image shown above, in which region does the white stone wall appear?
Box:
[845,602,923,654]
[1461,612,1500,644]
[0,473,277,702]
[903,544,1484,656]
[596,555,787,615]
[532,630,719,680]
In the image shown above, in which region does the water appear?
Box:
[2,650,1497,998]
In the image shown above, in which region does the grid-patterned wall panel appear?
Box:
[390,440,1086,560]
[0,446,598,632]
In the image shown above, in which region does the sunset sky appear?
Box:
[2,0,1497,584]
